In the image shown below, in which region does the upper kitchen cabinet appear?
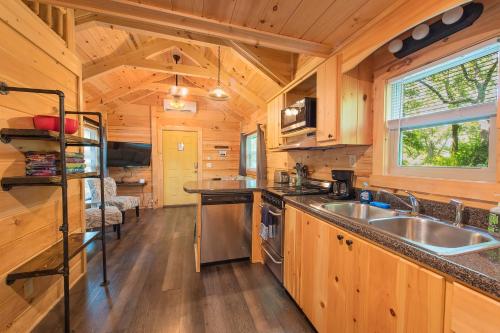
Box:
[267,94,284,149]
[316,55,373,145]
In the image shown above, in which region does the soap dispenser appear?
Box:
[359,182,373,204]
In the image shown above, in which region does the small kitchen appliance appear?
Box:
[280,97,316,134]
[273,170,290,184]
[330,170,354,200]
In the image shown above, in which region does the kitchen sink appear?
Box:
[314,202,397,221]
[368,217,500,255]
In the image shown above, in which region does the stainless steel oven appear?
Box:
[260,190,285,283]
[281,97,316,133]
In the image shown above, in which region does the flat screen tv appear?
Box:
[107,141,152,167]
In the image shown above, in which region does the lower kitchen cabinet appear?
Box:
[285,207,446,333]
[444,282,500,333]
[299,214,330,332]
[284,205,302,302]
[251,192,263,263]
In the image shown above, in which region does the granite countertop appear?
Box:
[184,179,272,193]
[284,195,500,299]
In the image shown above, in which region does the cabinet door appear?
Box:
[266,95,284,149]
[299,214,330,332]
[445,282,500,333]
[275,95,284,147]
[283,205,302,302]
[266,100,275,148]
[316,55,341,143]
[251,192,263,263]
[355,238,445,333]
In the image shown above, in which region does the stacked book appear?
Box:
[25,152,86,176]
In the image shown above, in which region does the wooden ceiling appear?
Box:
[39,0,398,119]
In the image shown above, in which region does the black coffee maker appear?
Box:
[330,170,354,200]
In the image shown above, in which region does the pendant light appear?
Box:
[169,53,188,110]
[208,46,229,101]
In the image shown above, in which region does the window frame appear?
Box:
[245,132,258,174]
[385,41,499,182]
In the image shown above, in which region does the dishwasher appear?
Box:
[200,192,253,264]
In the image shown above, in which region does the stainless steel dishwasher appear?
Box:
[200,192,253,264]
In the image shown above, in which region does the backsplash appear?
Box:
[371,190,490,230]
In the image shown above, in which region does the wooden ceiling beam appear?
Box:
[83,39,175,80]
[128,59,214,79]
[41,0,332,56]
[85,73,170,109]
[225,40,290,87]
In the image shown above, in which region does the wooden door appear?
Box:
[162,130,198,206]
[299,214,330,332]
[284,205,302,302]
[316,55,341,143]
[445,282,500,333]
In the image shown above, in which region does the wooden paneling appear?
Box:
[445,282,500,333]
[0,1,84,331]
[283,205,302,303]
[251,191,263,264]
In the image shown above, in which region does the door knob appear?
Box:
[345,239,353,246]
[337,234,344,240]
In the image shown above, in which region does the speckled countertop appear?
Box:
[284,195,500,299]
[184,179,274,193]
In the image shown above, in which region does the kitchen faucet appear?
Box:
[377,189,420,215]
[449,199,464,228]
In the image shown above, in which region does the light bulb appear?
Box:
[388,39,403,53]
[442,6,463,25]
[412,24,430,40]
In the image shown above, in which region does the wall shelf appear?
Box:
[6,231,100,285]
[0,128,100,146]
[1,172,99,191]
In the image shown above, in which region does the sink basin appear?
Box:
[368,217,500,255]
[314,202,397,221]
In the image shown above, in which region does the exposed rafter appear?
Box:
[85,73,170,109]
[225,40,290,87]
[41,0,332,56]
[128,59,213,79]
[83,39,175,80]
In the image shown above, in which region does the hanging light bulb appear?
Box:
[208,46,230,101]
[169,53,189,99]
[169,96,185,110]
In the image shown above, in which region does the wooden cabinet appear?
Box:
[444,282,500,333]
[283,205,302,302]
[316,54,341,143]
[251,192,263,263]
[285,207,446,333]
[299,214,330,332]
[316,55,373,145]
[266,94,283,149]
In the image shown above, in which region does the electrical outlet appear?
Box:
[206,162,213,168]
[348,155,357,167]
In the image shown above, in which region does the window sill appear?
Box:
[369,174,499,203]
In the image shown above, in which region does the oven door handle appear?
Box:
[268,209,282,217]
[262,244,283,264]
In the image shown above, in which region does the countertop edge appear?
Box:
[284,197,500,300]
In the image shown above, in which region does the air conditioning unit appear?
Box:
[163,99,197,113]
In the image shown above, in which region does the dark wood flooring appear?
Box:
[33,207,314,333]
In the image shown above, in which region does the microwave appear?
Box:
[280,97,316,133]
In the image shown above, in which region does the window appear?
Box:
[246,133,257,172]
[83,125,99,202]
[387,41,499,181]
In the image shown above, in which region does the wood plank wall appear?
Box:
[0,1,84,331]
[105,103,241,208]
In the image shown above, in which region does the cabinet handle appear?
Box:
[345,239,353,246]
[389,308,396,317]
[328,134,333,138]
[336,234,344,240]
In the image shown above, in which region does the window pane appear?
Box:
[246,133,257,170]
[391,45,499,120]
[400,119,490,168]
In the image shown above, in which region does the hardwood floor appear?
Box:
[33,207,314,333]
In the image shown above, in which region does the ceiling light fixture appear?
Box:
[169,53,188,110]
[208,46,229,101]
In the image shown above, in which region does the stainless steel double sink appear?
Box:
[311,202,500,256]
